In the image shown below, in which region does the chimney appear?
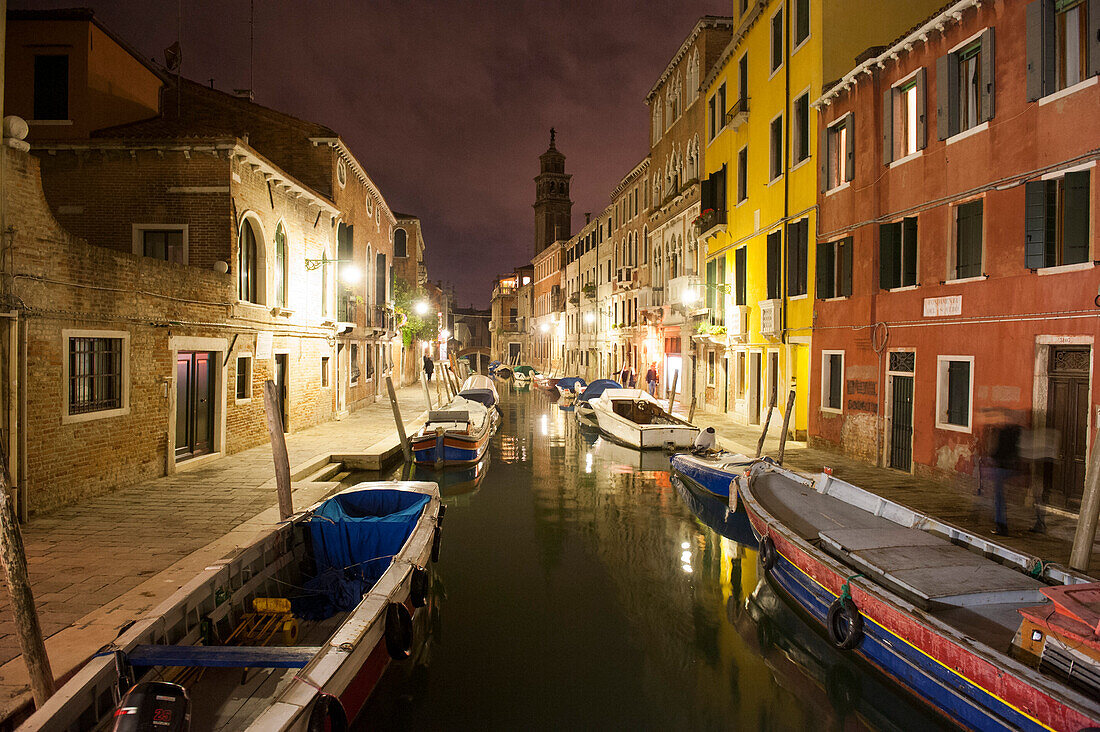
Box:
[585,212,591,225]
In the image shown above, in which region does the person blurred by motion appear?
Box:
[646,363,658,396]
[423,354,434,382]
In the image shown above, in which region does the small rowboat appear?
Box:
[532,372,560,392]
[23,481,444,731]
[589,388,698,449]
[739,461,1100,731]
[510,365,538,388]
[411,375,499,468]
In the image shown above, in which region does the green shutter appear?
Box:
[902,217,918,286]
[980,28,995,122]
[879,222,899,290]
[1063,171,1091,265]
[883,88,894,164]
[839,237,853,297]
[767,231,782,299]
[1024,180,1049,269]
[735,247,747,306]
[816,240,835,299]
[956,201,983,278]
[937,53,959,139]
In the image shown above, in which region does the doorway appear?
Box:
[336,344,346,413]
[889,375,914,470]
[274,353,289,432]
[1045,346,1090,510]
[749,352,761,424]
[176,351,214,461]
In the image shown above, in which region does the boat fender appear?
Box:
[760,536,777,572]
[728,479,739,513]
[410,567,430,608]
[827,597,864,651]
[385,602,414,659]
[431,525,443,562]
[307,692,348,732]
[437,503,447,527]
[113,650,134,702]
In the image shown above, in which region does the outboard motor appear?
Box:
[692,426,717,453]
[112,681,190,731]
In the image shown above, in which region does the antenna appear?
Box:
[249,0,254,98]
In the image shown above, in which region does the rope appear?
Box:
[839,573,864,605]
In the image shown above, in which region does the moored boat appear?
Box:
[573,379,619,422]
[589,388,699,449]
[511,365,538,387]
[555,376,587,397]
[410,376,499,468]
[22,481,444,731]
[670,452,757,546]
[739,461,1100,731]
[532,372,560,392]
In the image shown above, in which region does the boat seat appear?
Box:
[819,526,1045,608]
[428,410,469,424]
[128,644,322,668]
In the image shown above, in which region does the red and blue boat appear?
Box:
[411,375,499,468]
[738,460,1100,731]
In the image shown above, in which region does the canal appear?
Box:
[351,388,954,731]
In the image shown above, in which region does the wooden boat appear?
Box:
[738,461,1100,731]
[555,376,587,397]
[410,375,499,468]
[493,365,512,380]
[532,372,560,392]
[589,388,699,449]
[23,481,443,731]
[670,453,757,547]
[510,365,538,387]
[573,379,619,423]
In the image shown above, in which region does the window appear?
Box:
[239,219,259,304]
[786,218,809,296]
[793,93,810,164]
[708,83,726,141]
[816,237,853,299]
[734,247,747,306]
[134,226,186,265]
[1027,0,1095,99]
[394,228,408,258]
[793,0,810,47]
[771,8,784,73]
[653,105,663,143]
[376,252,387,306]
[823,114,854,191]
[736,352,746,397]
[737,146,749,202]
[739,54,749,108]
[33,55,68,120]
[936,29,994,139]
[766,230,782,299]
[706,255,726,326]
[236,355,252,401]
[1026,171,1091,268]
[337,159,347,188]
[936,356,973,431]
[821,351,844,411]
[954,200,984,279]
[879,217,918,289]
[321,356,330,387]
[707,351,717,386]
[350,343,360,385]
[274,223,288,308]
[884,69,926,163]
[64,332,128,421]
[769,115,783,181]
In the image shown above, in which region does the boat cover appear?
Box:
[296,489,429,619]
[512,365,539,376]
[576,379,621,403]
[458,388,496,407]
[556,376,587,392]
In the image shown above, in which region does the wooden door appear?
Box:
[1045,347,1090,509]
[175,351,214,461]
[889,375,914,471]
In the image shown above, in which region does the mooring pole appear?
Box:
[667,369,679,414]
[262,380,293,520]
[688,395,697,423]
[756,389,778,458]
[777,389,797,465]
[386,376,411,462]
[0,444,55,707]
[1070,423,1100,571]
[420,372,433,411]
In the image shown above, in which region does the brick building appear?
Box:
[1,10,417,514]
[811,0,1099,514]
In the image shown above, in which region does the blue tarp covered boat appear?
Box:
[555,376,587,396]
[575,379,620,421]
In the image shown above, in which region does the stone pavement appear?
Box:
[689,408,1100,573]
[0,380,433,723]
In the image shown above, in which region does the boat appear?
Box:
[510,365,539,387]
[590,435,672,473]
[670,466,757,547]
[573,379,620,423]
[555,376,587,397]
[532,372,560,392]
[493,365,512,380]
[486,360,501,376]
[24,481,444,731]
[589,388,699,449]
[670,452,757,545]
[410,375,499,468]
[738,460,1100,731]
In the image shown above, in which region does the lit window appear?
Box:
[825,115,853,190]
[937,29,994,139]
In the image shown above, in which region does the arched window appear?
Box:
[687,50,700,102]
[366,245,373,306]
[394,228,408,258]
[376,252,387,305]
[274,222,288,308]
[652,104,663,143]
[238,218,259,304]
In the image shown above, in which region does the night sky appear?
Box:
[14,0,728,306]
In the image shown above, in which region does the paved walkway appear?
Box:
[690,408,1100,572]
[0,381,433,722]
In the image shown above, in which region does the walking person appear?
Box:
[646,363,658,396]
[984,411,1021,536]
[423,353,434,382]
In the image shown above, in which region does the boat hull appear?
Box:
[590,391,698,449]
[670,454,755,546]
[411,430,490,466]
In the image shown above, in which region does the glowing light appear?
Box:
[681,541,690,549]
[440,329,451,340]
[540,414,548,436]
[341,267,362,284]
[539,322,549,333]
[682,564,693,574]
[584,312,595,324]
[680,550,692,563]
[414,300,429,315]
[585,452,593,473]
[683,288,699,305]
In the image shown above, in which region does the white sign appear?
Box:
[256,331,273,359]
[923,295,962,317]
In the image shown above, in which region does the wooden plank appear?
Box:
[262,380,293,520]
[128,644,322,668]
[820,526,943,552]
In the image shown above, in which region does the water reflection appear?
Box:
[351,390,954,731]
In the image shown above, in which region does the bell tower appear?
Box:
[533,128,572,255]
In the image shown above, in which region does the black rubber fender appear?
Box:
[385,601,414,659]
[306,692,348,732]
[437,503,447,526]
[827,597,864,651]
[760,536,777,572]
[431,525,443,563]
[410,567,430,608]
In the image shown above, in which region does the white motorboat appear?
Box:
[589,388,699,449]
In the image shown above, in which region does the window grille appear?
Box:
[889,351,915,373]
[69,337,122,414]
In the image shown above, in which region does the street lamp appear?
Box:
[341,266,362,284]
[414,300,429,315]
[584,312,595,324]
[539,322,549,333]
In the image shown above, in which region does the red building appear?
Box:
[810,0,1098,516]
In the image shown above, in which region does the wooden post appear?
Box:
[756,388,778,458]
[667,369,679,414]
[1070,424,1100,571]
[262,380,293,520]
[386,376,411,462]
[777,389,797,465]
[0,446,55,707]
[688,396,697,423]
[434,369,444,405]
[420,372,433,411]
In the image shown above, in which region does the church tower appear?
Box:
[533,128,572,255]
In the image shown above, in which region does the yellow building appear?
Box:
[697,0,944,436]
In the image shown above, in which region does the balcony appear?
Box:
[667,275,701,308]
[337,294,357,326]
[615,267,635,291]
[725,96,749,130]
[760,299,783,338]
[729,305,751,343]
[693,208,727,239]
[568,291,581,306]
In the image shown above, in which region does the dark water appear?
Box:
[351,389,953,731]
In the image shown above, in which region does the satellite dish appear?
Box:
[164,41,182,72]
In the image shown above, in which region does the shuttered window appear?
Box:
[822,352,844,411]
[771,9,784,72]
[878,217,918,289]
[786,218,809,296]
[884,70,926,164]
[937,29,995,140]
[770,115,784,181]
[1025,171,1091,268]
[734,247,747,306]
[794,0,810,46]
[766,231,782,299]
[737,146,749,202]
[954,200,984,279]
[793,93,810,163]
[1030,0,1097,98]
[824,114,854,191]
[816,237,852,299]
[937,357,973,430]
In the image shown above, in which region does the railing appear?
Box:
[725,96,749,129]
[667,275,700,307]
[693,208,727,238]
[337,294,357,324]
[760,299,783,338]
